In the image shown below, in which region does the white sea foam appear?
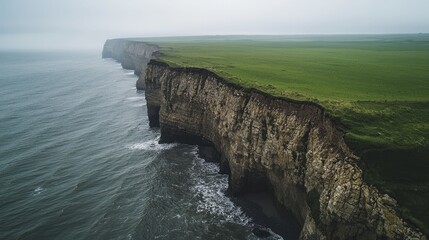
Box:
[190,147,251,226]
[189,147,284,239]
[131,103,146,108]
[246,228,284,240]
[127,137,177,151]
[267,229,284,240]
[126,96,145,101]
[31,187,45,196]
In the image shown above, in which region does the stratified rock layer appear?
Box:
[103,39,426,240]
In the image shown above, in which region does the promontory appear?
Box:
[102,35,429,239]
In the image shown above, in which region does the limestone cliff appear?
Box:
[102,39,158,89]
[103,39,426,239]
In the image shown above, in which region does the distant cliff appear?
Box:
[103,39,425,240]
[102,39,158,89]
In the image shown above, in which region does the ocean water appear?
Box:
[0,51,298,240]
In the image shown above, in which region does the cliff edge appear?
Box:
[102,39,158,89]
[103,39,426,239]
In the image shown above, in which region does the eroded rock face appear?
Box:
[102,39,425,239]
[145,60,425,240]
[102,39,158,89]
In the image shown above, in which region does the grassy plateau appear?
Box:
[137,35,429,232]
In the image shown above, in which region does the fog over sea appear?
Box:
[0,51,298,240]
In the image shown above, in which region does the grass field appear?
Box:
[139,35,429,232]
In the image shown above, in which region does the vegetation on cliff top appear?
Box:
[143,35,429,148]
[139,35,428,232]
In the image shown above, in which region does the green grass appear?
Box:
[138,35,429,232]
[143,35,429,148]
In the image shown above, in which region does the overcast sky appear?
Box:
[1,0,429,50]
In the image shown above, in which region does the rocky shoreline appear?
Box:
[103,39,426,239]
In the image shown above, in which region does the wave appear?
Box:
[189,147,284,239]
[190,147,251,226]
[31,187,45,196]
[127,137,177,151]
[126,96,145,102]
[131,103,146,108]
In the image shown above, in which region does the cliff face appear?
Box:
[102,39,158,89]
[145,61,425,240]
[103,40,425,239]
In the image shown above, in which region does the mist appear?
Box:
[1,0,429,50]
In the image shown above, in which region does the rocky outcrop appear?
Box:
[103,39,426,239]
[102,39,158,89]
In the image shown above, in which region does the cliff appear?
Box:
[103,39,426,239]
[102,39,158,89]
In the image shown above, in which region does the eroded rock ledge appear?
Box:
[103,39,425,240]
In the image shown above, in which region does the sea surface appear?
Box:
[0,51,299,240]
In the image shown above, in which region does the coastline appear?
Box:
[102,39,426,239]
